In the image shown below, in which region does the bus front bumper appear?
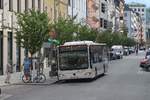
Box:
[58,69,95,80]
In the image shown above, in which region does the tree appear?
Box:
[96,30,113,47]
[52,17,79,44]
[15,9,50,57]
[78,25,97,41]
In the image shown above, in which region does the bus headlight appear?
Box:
[84,72,92,76]
[59,74,64,77]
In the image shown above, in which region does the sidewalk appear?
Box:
[0,68,57,87]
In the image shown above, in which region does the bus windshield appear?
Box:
[59,51,88,70]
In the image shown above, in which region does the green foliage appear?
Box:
[96,30,136,47]
[96,30,113,47]
[15,9,50,56]
[78,25,97,41]
[52,17,79,44]
[52,17,97,44]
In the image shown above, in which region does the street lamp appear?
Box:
[73,32,77,41]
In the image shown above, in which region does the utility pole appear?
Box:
[72,0,73,19]
[54,0,56,21]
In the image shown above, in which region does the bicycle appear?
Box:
[22,63,46,83]
[33,63,46,83]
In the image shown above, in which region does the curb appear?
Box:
[0,94,12,100]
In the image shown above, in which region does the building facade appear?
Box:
[99,0,110,31]
[145,8,150,48]
[127,2,146,44]
[124,5,143,42]
[112,0,125,33]
[44,0,68,21]
[68,0,87,24]
[0,0,44,75]
[87,0,99,29]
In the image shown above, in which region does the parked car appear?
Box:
[111,45,123,59]
[123,47,129,56]
[140,50,150,71]
[129,47,135,54]
[139,47,146,51]
[108,51,117,60]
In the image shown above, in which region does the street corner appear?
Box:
[0,94,12,100]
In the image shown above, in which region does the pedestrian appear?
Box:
[5,62,12,84]
[135,48,138,55]
[23,57,31,80]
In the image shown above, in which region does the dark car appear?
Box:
[140,51,150,71]
[108,51,117,60]
[128,47,135,54]
[123,47,129,56]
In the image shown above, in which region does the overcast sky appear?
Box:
[125,0,150,7]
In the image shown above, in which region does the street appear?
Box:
[2,51,150,100]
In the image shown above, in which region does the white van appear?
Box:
[111,45,123,59]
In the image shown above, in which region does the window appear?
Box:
[124,13,127,17]
[68,0,71,6]
[138,8,140,12]
[25,0,28,11]
[0,0,3,9]
[73,0,75,8]
[101,3,105,13]
[16,46,21,72]
[32,0,35,9]
[38,0,41,11]
[9,0,13,11]
[120,16,123,20]
[100,18,103,27]
[142,8,144,12]
[17,0,21,12]
[134,9,136,11]
[7,32,13,73]
[0,31,3,75]
[104,20,107,29]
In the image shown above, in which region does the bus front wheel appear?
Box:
[95,67,98,78]
[103,65,106,75]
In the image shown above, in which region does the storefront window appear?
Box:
[0,31,3,75]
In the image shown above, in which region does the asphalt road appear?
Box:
[3,51,150,100]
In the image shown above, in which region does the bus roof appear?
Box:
[62,41,106,46]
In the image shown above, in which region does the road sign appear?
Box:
[48,38,60,45]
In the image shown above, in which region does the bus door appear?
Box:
[90,46,103,72]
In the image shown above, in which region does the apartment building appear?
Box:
[124,5,143,42]
[0,0,44,76]
[127,2,146,43]
[146,8,150,47]
[44,0,68,21]
[68,0,87,24]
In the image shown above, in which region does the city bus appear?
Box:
[57,41,109,80]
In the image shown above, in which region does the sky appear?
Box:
[125,0,150,7]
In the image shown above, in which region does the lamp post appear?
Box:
[73,32,77,41]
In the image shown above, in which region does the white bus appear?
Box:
[57,41,109,80]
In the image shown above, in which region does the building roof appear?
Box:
[128,2,146,7]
